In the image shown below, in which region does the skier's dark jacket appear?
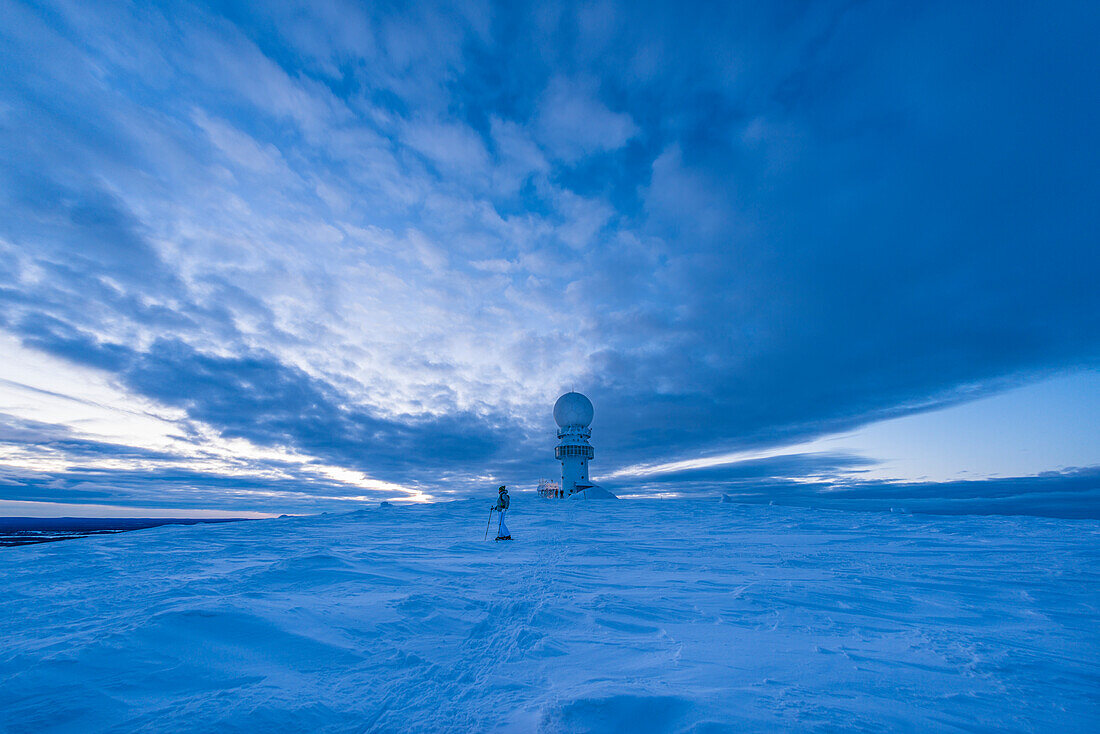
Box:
[494,489,510,511]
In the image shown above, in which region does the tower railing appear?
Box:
[555,444,594,459]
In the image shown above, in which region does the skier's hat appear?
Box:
[498,485,507,493]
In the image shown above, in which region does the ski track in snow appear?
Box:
[1,499,1098,732]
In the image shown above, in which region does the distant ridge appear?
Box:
[0,517,250,547]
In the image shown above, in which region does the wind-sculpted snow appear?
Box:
[1,500,1098,732]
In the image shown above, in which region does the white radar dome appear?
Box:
[554,391,594,427]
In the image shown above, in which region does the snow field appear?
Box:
[1,499,1098,732]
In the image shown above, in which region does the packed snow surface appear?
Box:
[2,499,1098,732]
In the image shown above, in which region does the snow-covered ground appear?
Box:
[1,499,1097,732]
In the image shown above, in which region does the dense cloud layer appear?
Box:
[0,1,1097,512]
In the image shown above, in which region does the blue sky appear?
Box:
[0,0,1097,516]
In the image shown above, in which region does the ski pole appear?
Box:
[484,507,494,540]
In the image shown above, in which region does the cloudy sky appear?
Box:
[1,0,1097,517]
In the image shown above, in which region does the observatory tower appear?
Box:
[554,391,594,496]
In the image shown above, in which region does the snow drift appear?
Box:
[566,485,617,499]
[1,498,1097,731]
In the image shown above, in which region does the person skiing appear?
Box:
[492,486,511,541]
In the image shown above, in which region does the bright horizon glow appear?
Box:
[835,370,1100,482]
[603,369,1100,486]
